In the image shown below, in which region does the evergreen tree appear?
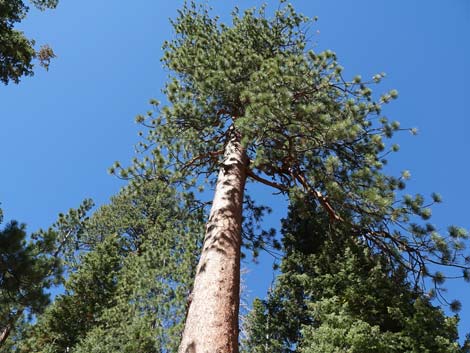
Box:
[243,200,465,353]
[112,2,469,351]
[0,0,58,84]
[18,235,123,352]
[17,178,204,353]
[0,216,61,349]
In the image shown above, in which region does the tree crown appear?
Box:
[115,1,469,288]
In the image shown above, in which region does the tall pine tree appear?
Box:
[113,2,469,351]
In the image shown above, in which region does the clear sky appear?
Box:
[1,0,469,340]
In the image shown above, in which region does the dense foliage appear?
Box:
[7,179,203,352]
[243,200,467,353]
[0,210,61,350]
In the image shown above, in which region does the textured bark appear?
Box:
[178,133,248,353]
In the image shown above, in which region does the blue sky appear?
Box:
[1,0,469,339]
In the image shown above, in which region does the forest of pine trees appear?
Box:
[1,1,469,352]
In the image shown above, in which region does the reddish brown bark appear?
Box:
[178,133,248,353]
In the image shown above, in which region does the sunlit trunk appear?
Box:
[178,132,248,353]
[0,325,11,346]
[0,309,23,346]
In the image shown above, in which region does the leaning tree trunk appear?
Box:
[178,132,248,353]
[0,325,11,346]
[0,309,23,346]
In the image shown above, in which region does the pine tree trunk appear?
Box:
[0,325,11,346]
[0,309,23,346]
[178,132,248,353]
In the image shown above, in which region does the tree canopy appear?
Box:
[120,1,470,288]
[0,0,57,84]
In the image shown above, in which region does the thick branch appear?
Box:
[295,173,342,222]
[182,150,224,171]
[246,167,341,222]
[246,169,288,192]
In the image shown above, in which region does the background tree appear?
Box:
[114,2,469,351]
[18,235,123,352]
[17,178,204,353]
[0,0,58,85]
[243,199,466,353]
[0,215,61,348]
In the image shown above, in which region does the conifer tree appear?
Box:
[0,0,58,84]
[243,200,466,353]
[116,2,469,351]
[0,215,61,349]
[17,235,124,353]
[16,178,204,353]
